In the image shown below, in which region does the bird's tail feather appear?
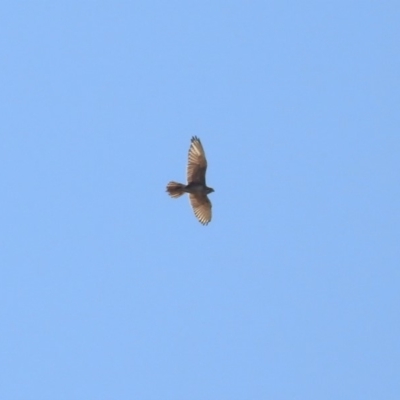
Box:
[166,182,186,198]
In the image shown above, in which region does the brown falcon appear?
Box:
[166,136,214,225]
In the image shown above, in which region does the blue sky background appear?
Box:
[1,2,399,399]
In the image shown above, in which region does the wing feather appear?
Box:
[187,136,207,184]
[189,193,212,225]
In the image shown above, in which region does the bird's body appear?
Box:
[166,136,214,225]
[186,182,213,194]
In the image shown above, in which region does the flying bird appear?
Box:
[166,136,214,225]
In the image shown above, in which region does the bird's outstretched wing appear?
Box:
[189,193,212,225]
[187,136,207,184]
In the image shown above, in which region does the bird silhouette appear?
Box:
[166,136,214,225]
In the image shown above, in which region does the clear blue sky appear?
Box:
[1,2,399,399]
